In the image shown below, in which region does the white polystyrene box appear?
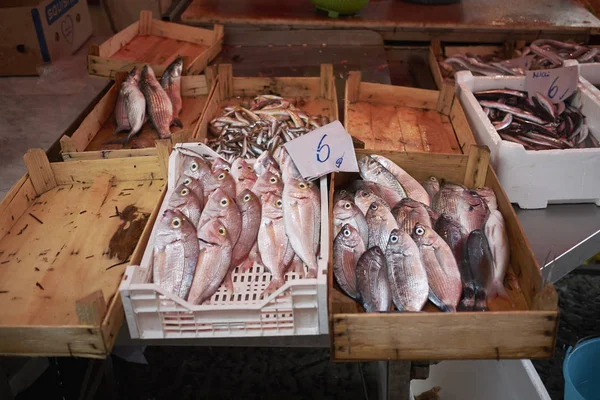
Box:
[120,143,329,339]
[455,61,600,209]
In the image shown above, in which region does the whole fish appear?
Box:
[278,147,302,184]
[231,158,257,196]
[475,187,498,212]
[365,198,398,252]
[400,209,432,236]
[483,210,510,300]
[259,193,295,294]
[433,183,489,233]
[356,247,391,312]
[160,56,183,128]
[354,189,389,216]
[282,178,320,278]
[111,67,146,144]
[385,229,429,312]
[333,199,369,246]
[434,214,474,310]
[334,189,354,203]
[198,188,242,246]
[370,155,430,206]
[391,199,432,231]
[411,223,462,312]
[254,151,280,176]
[211,157,232,174]
[231,189,262,268]
[421,176,440,199]
[202,170,237,205]
[180,153,211,183]
[187,220,233,304]
[177,175,204,206]
[465,230,495,311]
[153,209,199,300]
[167,183,203,227]
[333,224,365,300]
[252,168,283,199]
[358,156,407,199]
[140,65,173,139]
[350,180,404,208]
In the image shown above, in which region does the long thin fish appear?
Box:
[483,210,510,300]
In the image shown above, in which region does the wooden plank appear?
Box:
[59,136,77,155]
[155,140,173,177]
[150,19,214,45]
[396,107,425,152]
[436,81,455,115]
[212,24,225,44]
[0,327,107,358]
[51,157,165,184]
[450,99,477,153]
[110,35,209,67]
[186,39,222,75]
[76,290,107,325]
[344,101,373,148]
[332,311,557,361]
[369,104,405,151]
[139,10,153,35]
[0,175,36,241]
[62,148,158,162]
[320,64,335,101]
[463,146,491,188]
[346,71,361,103]
[219,64,233,99]
[88,55,163,78]
[232,77,320,98]
[358,82,438,110]
[23,149,57,195]
[194,82,220,141]
[97,21,140,58]
[181,75,209,96]
[417,109,461,154]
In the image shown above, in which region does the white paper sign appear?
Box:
[526,66,578,104]
[284,120,359,181]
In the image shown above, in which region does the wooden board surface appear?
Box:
[111,35,209,67]
[0,179,164,327]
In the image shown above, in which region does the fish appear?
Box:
[358,156,407,199]
[333,199,369,247]
[370,155,430,206]
[153,209,199,300]
[259,193,295,294]
[334,189,354,203]
[187,220,233,304]
[202,170,237,205]
[391,199,432,231]
[365,198,398,252]
[356,247,391,312]
[349,180,404,208]
[434,214,474,310]
[197,188,242,246]
[160,56,183,128]
[252,167,283,200]
[475,187,498,212]
[278,147,302,184]
[167,183,203,227]
[411,223,462,312]
[282,178,320,278]
[140,65,174,139]
[421,176,440,200]
[483,210,510,300]
[400,209,432,236]
[180,153,211,183]
[230,158,257,196]
[354,189,389,216]
[231,189,262,268]
[177,175,204,205]
[333,224,365,300]
[254,151,280,177]
[211,157,232,174]
[385,229,429,312]
[432,183,489,233]
[465,230,495,311]
[110,67,146,145]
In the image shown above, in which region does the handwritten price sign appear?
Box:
[525,65,578,104]
[284,120,359,181]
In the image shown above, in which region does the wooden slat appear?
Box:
[139,10,153,35]
[186,39,222,75]
[194,82,220,141]
[76,290,107,325]
[463,146,491,188]
[50,156,165,184]
[0,327,107,358]
[450,99,477,153]
[346,71,361,103]
[62,148,158,162]
[231,77,320,98]
[150,19,214,45]
[155,139,173,178]
[23,149,57,195]
[436,81,455,115]
[358,82,438,110]
[369,104,405,151]
[218,64,233,99]
[88,56,163,79]
[0,175,36,241]
[181,75,209,96]
[396,107,425,152]
[59,136,77,154]
[417,110,461,154]
[344,101,373,148]
[212,24,225,44]
[429,41,443,89]
[97,21,140,58]
[320,64,335,101]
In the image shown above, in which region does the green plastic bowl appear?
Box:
[311,0,369,17]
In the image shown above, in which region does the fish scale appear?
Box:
[141,65,173,139]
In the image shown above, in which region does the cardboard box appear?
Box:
[0,0,92,76]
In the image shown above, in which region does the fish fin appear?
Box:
[222,269,235,294]
[306,267,318,279]
[113,125,129,135]
[473,287,489,311]
[238,258,254,273]
[457,283,475,311]
[172,118,183,128]
[428,289,451,312]
[263,277,285,297]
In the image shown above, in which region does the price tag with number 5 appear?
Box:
[525,64,578,104]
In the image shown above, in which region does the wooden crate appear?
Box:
[88,10,223,78]
[59,72,213,162]
[328,147,558,361]
[0,149,167,358]
[194,63,339,141]
[344,71,476,155]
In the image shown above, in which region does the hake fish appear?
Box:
[283,178,320,278]
[231,158,257,196]
[483,210,510,300]
[333,224,365,300]
[358,156,407,199]
[198,188,242,246]
[356,246,391,312]
[187,220,233,305]
[160,56,183,128]
[370,155,430,206]
[365,198,398,252]
[411,223,462,312]
[167,183,203,227]
[333,199,369,247]
[153,209,199,300]
[140,65,174,139]
[385,229,428,312]
[465,229,495,311]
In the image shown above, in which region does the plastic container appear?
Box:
[311,0,369,17]
[455,61,600,209]
[119,143,329,339]
[411,360,551,400]
[563,336,600,400]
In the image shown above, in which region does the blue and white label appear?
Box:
[284,120,359,181]
[45,0,78,26]
[526,65,578,104]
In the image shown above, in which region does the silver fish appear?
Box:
[385,229,428,312]
[198,188,242,246]
[358,156,407,199]
[252,168,283,199]
[465,229,495,311]
[177,175,204,206]
[333,199,369,247]
[188,220,232,304]
[160,57,183,126]
[113,67,141,134]
[365,198,398,252]
[333,224,365,300]
[350,180,404,208]
[202,170,237,205]
[167,183,203,227]
[140,65,173,139]
[370,155,430,206]
[356,246,391,312]
[153,209,199,300]
[354,189,389,216]
[211,157,232,174]
[231,158,257,196]
[483,210,510,300]
[421,176,440,200]
[110,67,146,144]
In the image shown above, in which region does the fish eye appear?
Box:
[390,235,398,243]
[343,228,351,237]
[430,177,437,181]
[414,226,425,236]
[220,198,229,206]
[244,194,251,202]
[171,217,182,228]
[247,165,253,170]
[340,190,347,195]
[180,187,189,196]
[269,177,278,184]
[344,202,352,209]
[298,182,307,189]
[369,203,378,211]
[218,173,226,180]
[190,162,199,172]
[276,199,283,208]
[224,167,231,173]
[218,227,227,236]
[183,177,192,185]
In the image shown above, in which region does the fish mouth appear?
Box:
[198,238,217,246]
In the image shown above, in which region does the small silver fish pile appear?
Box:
[110,57,183,145]
[153,148,321,304]
[475,90,599,150]
[206,95,329,160]
[333,154,511,313]
[440,39,600,79]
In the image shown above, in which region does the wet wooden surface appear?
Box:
[111,36,209,67]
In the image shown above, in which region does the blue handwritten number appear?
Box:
[547,77,559,99]
[335,153,345,168]
[316,134,330,163]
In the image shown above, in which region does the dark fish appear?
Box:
[160,56,183,128]
[465,230,495,311]
[333,224,366,300]
[356,247,391,312]
[140,65,173,139]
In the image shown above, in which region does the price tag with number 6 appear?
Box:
[525,64,579,104]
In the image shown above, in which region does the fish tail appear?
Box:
[172,118,183,128]
[488,279,512,303]
[263,277,285,296]
[428,289,450,312]
[222,269,235,294]
[113,125,128,135]
[473,287,489,311]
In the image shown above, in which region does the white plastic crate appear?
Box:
[119,143,329,339]
[410,360,551,400]
[456,62,600,209]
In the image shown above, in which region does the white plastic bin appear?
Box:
[456,64,600,209]
[119,143,329,339]
[411,360,551,400]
